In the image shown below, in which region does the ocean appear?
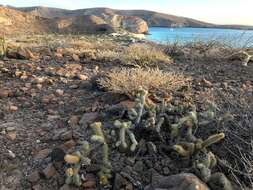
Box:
[146,27,253,47]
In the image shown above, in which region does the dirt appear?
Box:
[0,36,253,190]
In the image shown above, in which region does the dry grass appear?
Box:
[97,43,172,67]
[164,38,253,63]
[97,67,191,97]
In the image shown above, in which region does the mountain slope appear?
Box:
[13,6,253,30]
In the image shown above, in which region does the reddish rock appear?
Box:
[0,89,10,98]
[82,174,96,189]
[61,140,76,151]
[34,149,51,160]
[42,163,57,179]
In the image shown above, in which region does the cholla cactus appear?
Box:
[128,87,148,125]
[0,36,6,59]
[65,165,82,186]
[170,109,197,141]
[114,120,138,152]
[90,122,111,186]
[64,141,91,186]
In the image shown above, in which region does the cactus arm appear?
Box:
[201,133,225,149]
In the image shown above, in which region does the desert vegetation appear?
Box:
[0,33,253,190]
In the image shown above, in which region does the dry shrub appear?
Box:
[97,68,191,97]
[97,43,172,67]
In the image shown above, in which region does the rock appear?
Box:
[82,174,96,188]
[6,150,16,159]
[145,173,210,190]
[28,171,40,183]
[0,89,10,98]
[42,94,55,104]
[32,184,43,190]
[64,63,82,72]
[56,89,64,96]
[77,74,88,81]
[59,184,78,190]
[60,131,72,140]
[6,131,17,140]
[201,79,213,88]
[50,147,66,162]
[61,140,76,151]
[113,173,133,190]
[68,115,79,127]
[208,172,232,190]
[79,112,99,126]
[34,148,51,160]
[9,105,18,112]
[7,47,35,60]
[72,54,80,62]
[108,14,148,34]
[42,163,57,179]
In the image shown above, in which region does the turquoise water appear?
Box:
[147,27,253,47]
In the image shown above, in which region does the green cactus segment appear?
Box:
[65,165,82,186]
[201,133,225,149]
[90,122,111,186]
[114,120,138,152]
[0,36,6,59]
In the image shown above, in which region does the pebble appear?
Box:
[9,105,18,112]
[28,170,40,183]
[42,163,57,179]
[34,149,51,160]
[6,131,17,140]
[56,89,64,96]
[0,89,10,98]
[78,74,88,81]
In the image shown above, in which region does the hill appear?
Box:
[13,6,253,30]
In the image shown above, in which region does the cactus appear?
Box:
[64,141,91,186]
[114,120,138,152]
[90,122,111,186]
[0,36,6,59]
[201,133,225,149]
[65,165,82,186]
[128,87,148,125]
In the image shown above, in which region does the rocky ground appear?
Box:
[0,34,253,190]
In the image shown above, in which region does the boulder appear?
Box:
[107,14,148,34]
[145,173,210,190]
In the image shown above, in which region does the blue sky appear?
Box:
[1,0,253,25]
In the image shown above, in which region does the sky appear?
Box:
[0,0,253,25]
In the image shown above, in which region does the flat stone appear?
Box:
[0,89,10,98]
[145,173,210,190]
[60,131,72,140]
[82,174,96,188]
[32,184,43,190]
[68,115,79,127]
[79,112,99,126]
[28,171,40,183]
[34,149,51,160]
[42,163,57,179]
[6,131,17,140]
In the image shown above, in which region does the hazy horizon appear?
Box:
[1,0,253,26]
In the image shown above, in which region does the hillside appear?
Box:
[0,7,53,35]
[13,6,253,30]
[0,7,148,35]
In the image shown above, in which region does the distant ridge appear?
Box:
[13,6,253,30]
